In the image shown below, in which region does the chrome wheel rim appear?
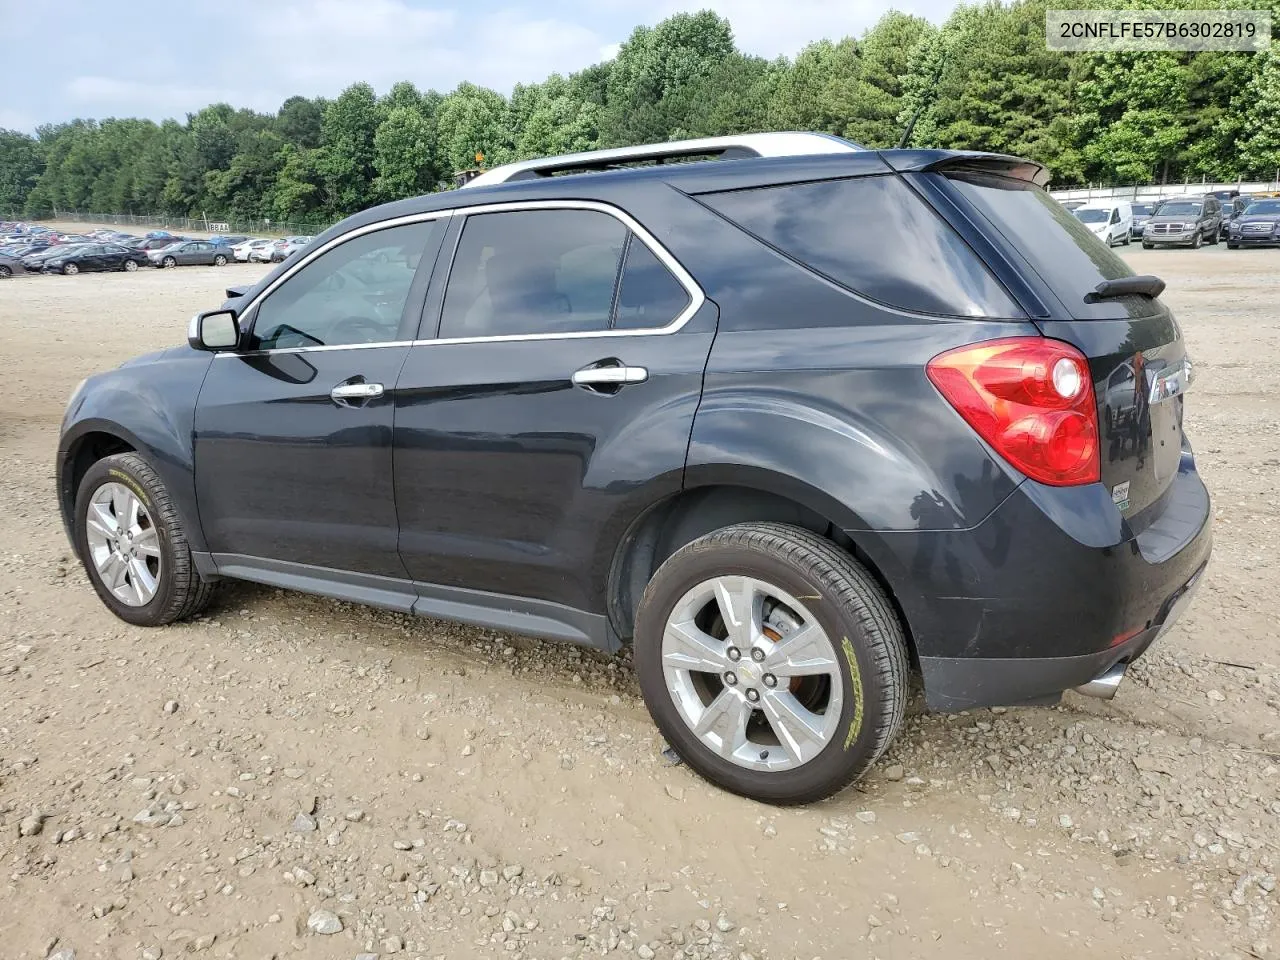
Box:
[85,482,162,606]
[662,576,843,772]
[65,263,78,275]
[124,259,137,271]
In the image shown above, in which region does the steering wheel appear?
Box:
[328,315,391,344]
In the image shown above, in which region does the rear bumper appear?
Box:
[918,559,1205,710]
[864,450,1212,711]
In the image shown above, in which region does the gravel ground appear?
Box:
[1,238,1277,960]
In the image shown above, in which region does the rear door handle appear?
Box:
[330,381,384,405]
[571,364,649,388]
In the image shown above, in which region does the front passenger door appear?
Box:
[194,217,447,579]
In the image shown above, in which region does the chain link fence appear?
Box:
[4,211,333,237]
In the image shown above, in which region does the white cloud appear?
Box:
[66,77,244,115]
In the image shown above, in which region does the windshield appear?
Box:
[1156,201,1202,216]
[1074,208,1110,224]
[1244,199,1280,215]
[1132,204,1154,216]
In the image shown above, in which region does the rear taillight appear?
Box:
[927,337,1099,486]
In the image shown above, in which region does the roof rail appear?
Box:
[461,132,863,188]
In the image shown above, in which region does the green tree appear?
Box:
[373,106,439,200]
[1238,42,1280,176]
[0,129,41,214]
[436,82,512,173]
[316,82,383,215]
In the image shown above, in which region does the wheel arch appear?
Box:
[606,481,918,669]
[58,423,142,545]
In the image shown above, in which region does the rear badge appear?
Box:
[1112,481,1131,512]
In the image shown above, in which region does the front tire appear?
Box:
[1228,241,1240,249]
[1143,241,1154,250]
[162,256,176,268]
[634,522,909,805]
[75,452,214,626]
[0,264,10,278]
[1191,231,1203,249]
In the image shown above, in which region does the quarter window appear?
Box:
[252,220,439,350]
[614,237,691,331]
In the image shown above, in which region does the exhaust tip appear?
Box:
[1073,662,1127,700]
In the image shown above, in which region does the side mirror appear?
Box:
[188,309,241,351]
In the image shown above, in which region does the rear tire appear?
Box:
[75,452,214,627]
[62,262,79,275]
[634,522,909,805]
[213,254,228,266]
[123,259,139,272]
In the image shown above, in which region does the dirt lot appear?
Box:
[1,239,1277,960]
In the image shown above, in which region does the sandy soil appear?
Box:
[0,245,1277,960]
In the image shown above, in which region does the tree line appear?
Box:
[2,1,1278,227]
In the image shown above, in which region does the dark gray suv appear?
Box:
[57,134,1210,804]
[1142,195,1223,248]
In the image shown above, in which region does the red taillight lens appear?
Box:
[927,337,1100,486]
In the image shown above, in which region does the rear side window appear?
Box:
[440,210,627,339]
[945,172,1157,320]
[701,175,1022,318]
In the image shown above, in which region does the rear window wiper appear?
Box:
[1086,275,1165,301]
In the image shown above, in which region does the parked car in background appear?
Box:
[0,253,20,278]
[1073,201,1132,246]
[58,133,1210,804]
[270,236,313,262]
[148,240,232,268]
[1219,196,1251,239]
[210,235,251,247]
[41,243,149,275]
[1128,201,1160,240]
[21,245,87,273]
[128,236,191,252]
[1227,198,1280,248]
[233,238,273,262]
[1142,196,1222,248]
[1061,199,1086,210]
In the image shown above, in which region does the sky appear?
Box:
[0,0,958,132]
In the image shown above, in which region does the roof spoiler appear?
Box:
[881,150,1050,188]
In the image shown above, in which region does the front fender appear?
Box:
[58,348,214,550]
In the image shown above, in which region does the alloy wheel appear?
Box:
[84,482,162,606]
[661,575,843,772]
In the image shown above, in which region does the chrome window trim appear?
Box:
[214,199,705,358]
[418,199,705,346]
[214,210,455,358]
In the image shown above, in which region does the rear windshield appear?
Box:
[944,172,1155,320]
[701,174,1023,318]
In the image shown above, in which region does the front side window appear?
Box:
[252,220,439,350]
[440,209,628,339]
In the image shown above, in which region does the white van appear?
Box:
[1072,201,1133,247]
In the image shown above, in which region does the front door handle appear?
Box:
[330,381,384,406]
[571,363,649,391]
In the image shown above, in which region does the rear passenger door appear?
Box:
[393,201,717,619]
